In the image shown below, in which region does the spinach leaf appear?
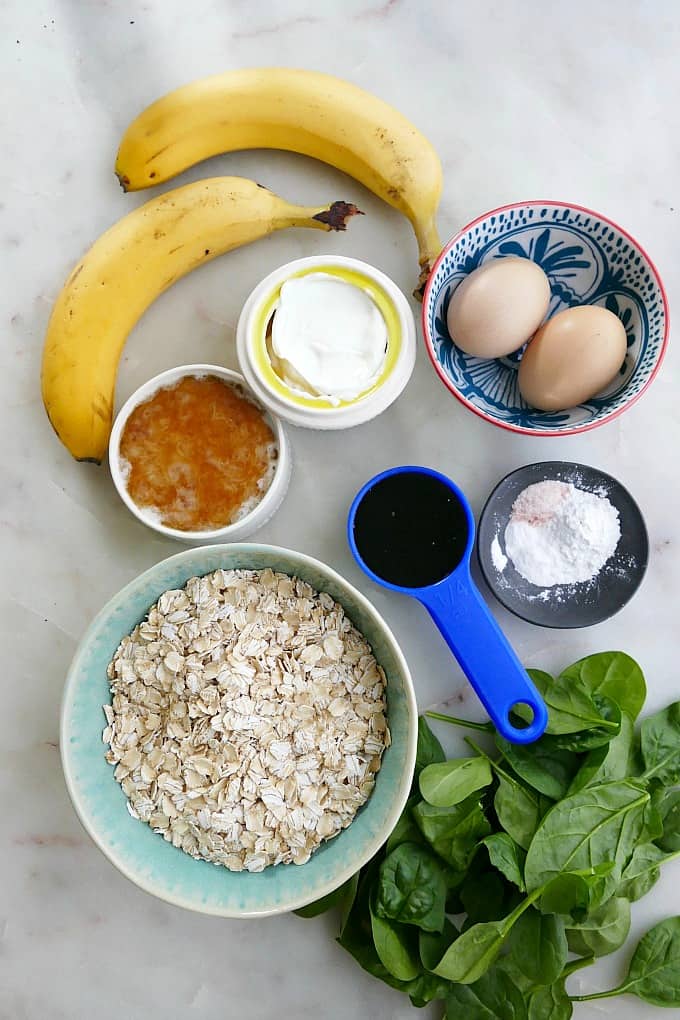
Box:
[413,796,490,870]
[550,697,622,752]
[527,668,620,740]
[528,980,572,1020]
[338,859,410,991]
[560,651,646,721]
[567,711,634,794]
[641,701,680,784]
[538,865,613,920]
[294,871,359,919]
[508,908,567,985]
[460,871,507,925]
[656,788,680,853]
[386,796,423,854]
[493,957,535,996]
[419,756,492,807]
[494,770,541,850]
[445,968,528,1019]
[414,715,445,781]
[432,882,551,984]
[618,843,680,901]
[482,833,526,891]
[524,779,649,900]
[571,916,680,1007]
[419,918,458,971]
[376,843,447,932]
[433,919,507,983]
[623,917,680,1004]
[369,890,421,980]
[566,896,630,957]
[407,970,452,1007]
[496,735,579,800]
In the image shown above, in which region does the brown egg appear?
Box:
[446,257,551,358]
[518,305,627,411]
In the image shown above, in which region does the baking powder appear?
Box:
[501,480,621,587]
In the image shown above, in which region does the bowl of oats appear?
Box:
[60,543,417,917]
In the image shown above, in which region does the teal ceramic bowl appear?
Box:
[61,544,417,917]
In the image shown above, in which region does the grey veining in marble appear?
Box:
[2,1,679,1016]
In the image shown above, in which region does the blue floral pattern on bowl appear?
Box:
[60,544,417,918]
[423,202,668,434]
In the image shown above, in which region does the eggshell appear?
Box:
[446,257,551,358]
[518,305,627,411]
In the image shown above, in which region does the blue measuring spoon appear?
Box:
[348,465,548,744]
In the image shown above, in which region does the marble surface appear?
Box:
[2,1,679,1016]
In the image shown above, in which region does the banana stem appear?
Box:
[413,215,443,300]
[285,201,362,232]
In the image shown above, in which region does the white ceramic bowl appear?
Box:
[109,365,291,543]
[61,543,418,917]
[236,255,416,429]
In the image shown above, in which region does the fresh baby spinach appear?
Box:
[559,651,646,721]
[508,908,567,985]
[566,896,631,957]
[481,833,526,891]
[467,739,541,850]
[414,715,445,781]
[495,735,579,800]
[460,870,512,925]
[524,780,649,899]
[526,668,620,742]
[294,872,358,919]
[445,968,527,1020]
[656,788,680,853]
[419,918,458,972]
[376,842,448,932]
[419,756,492,807]
[570,917,680,1007]
[527,980,572,1020]
[567,711,634,794]
[297,652,680,1020]
[641,701,680,785]
[412,796,490,871]
[537,865,613,920]
[432,881,556,983]
[386,796,423,854]
[369,890,421,981]
[618,843,680,901]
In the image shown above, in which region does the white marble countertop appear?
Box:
[2,1,679,1016]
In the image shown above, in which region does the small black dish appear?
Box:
[477,462,648,629]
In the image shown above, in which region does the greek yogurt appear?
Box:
[269,272,388,404]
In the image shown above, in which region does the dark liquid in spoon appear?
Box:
[352,471,469,588]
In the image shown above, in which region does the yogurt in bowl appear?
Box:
[237,255,416,429]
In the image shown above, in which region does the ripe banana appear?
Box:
[42,177,358,463]
[115,67,442,297]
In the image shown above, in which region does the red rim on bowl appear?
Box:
[421,200,670,437]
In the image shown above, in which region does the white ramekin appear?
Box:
[236,255,416,429]
[108,365,291,544]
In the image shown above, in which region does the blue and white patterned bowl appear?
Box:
[61,544,417,917]
[423,201,669,435]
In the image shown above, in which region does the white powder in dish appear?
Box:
[503,480,621,587]
[491,535,508,572]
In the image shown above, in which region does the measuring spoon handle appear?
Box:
[418,572,548,744]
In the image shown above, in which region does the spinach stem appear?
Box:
[561,955,595,978]
[425,711,493,733]
[500,883,545,935]
[465,737,512,781]
[569,986,621,1002]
